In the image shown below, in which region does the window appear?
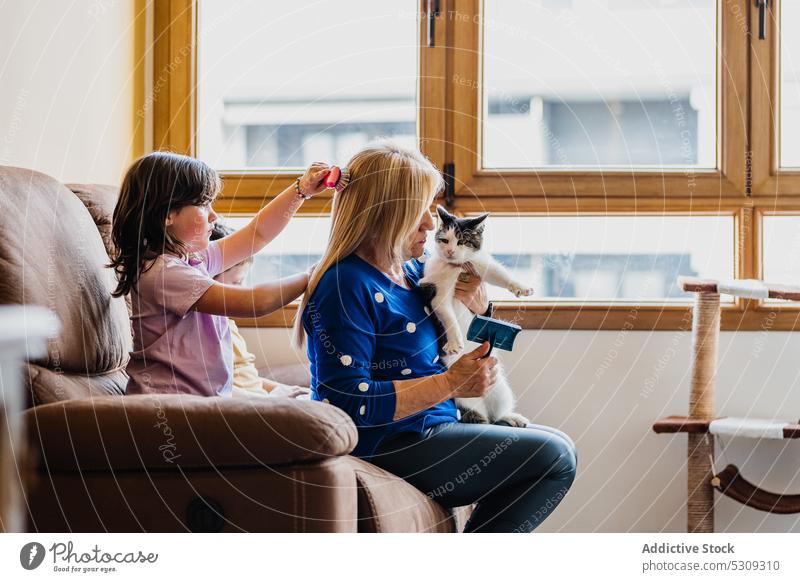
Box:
[475,215,734,302]
[152,0,798,331]
[482,0,716,169]
[224,216,329,284]
[196,0,419,171]
[752,0,800,193]
[781,2,800,168]
[448,0,745,199]
[762,216,800,282]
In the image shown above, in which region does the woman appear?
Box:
[294,143,577,533]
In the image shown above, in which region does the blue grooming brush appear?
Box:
[466,315,522,357]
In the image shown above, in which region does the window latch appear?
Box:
[427,0,441,48]
[443,162,455,208]
[756,0,769,40]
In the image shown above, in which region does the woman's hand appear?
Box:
[454,262,489,315]
[297,162,332,198]
[392,342,496,420]
[445,341,497,398]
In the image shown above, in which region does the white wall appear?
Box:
[0,0,139,184]
[241,327,800,533]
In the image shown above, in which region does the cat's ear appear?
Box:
[436,204,455,225]
[464,213,489,230]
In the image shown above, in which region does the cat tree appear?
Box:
[653,277,800,532]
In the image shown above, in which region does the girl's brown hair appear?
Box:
[109,151,220,297]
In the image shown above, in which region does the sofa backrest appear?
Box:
[0,166,131,406]
[66,183,119,259]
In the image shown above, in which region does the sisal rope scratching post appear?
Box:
[687,292,720,532]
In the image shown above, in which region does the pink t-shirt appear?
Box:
[126,241,233,397]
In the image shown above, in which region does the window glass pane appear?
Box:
[197,1,418,170]
[781,3,800,167]
[482,0,716,169]
[222,216,330,285]
[221,215,732,304]
[762,216,800,286]
[438,215,733,302]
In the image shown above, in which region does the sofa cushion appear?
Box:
[25,363,127,407]
[0,167,131,393]
[65,183,118,259]
[257,362,311,387]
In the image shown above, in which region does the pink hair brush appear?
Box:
[323,165,350,192]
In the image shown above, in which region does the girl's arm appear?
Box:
[216,163,330,272]
[192,271,309,317]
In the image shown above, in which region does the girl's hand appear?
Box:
[297,162,331,198]
[269,384,311,399]
[454,262,489,315]
[445,341,497,398]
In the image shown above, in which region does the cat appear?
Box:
[419,205,534,427]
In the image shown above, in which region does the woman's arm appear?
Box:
[216,163,330,271]
[192,271,309,317]
[392,342,497,420]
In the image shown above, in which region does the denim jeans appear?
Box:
[371,420,578,532]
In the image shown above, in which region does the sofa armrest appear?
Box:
[24,394,357,472]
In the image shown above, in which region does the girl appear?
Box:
[110,151,328,396]
[209,221,309,399]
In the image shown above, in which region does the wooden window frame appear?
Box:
[750,0,800,195]
[151,0,800,331]
[447,0,748,201]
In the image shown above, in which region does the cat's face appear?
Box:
[433,205,488,264]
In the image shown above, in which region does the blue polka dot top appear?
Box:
[302,253,458,460]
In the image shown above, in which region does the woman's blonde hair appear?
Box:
[293,142,444,347]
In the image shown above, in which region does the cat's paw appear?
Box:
[459,408,489,424]
[508,282,534,297]
[494,413,530,428]
[443,337,464,355]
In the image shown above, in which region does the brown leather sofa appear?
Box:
[0,165,469,532]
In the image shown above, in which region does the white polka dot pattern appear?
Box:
[401,368,412,376]
[358,382,369,392]
[424,306,431,315]
[374,292,384,303]
[323,398,330,404]
[359,404,366,416]
[406,322,416,333]
[433,355,440,364]
[340,354,352,366]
